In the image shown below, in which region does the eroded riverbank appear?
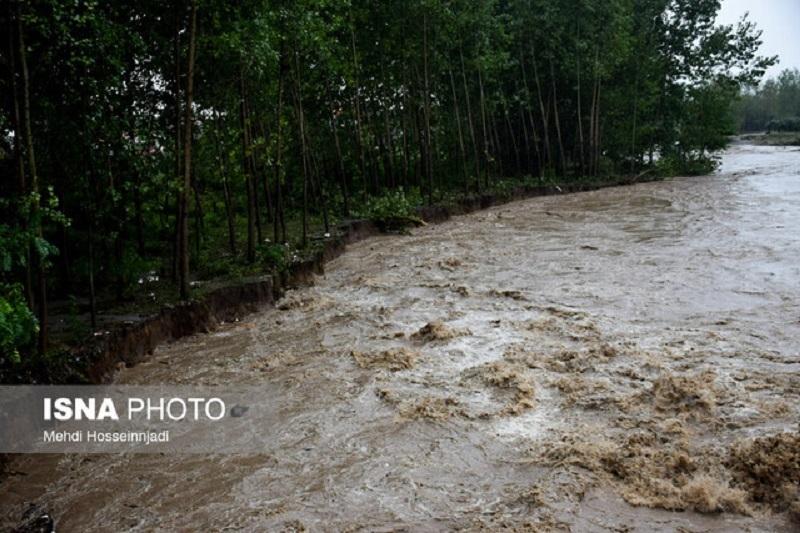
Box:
[2,143,799,531]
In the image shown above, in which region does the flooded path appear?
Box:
[3,143,800,531]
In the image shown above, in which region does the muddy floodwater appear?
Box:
[3,143,800,531]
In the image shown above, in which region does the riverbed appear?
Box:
[2,143,799,531]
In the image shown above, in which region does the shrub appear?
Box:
[357,188,423,231]
[767,117,800,133]
[656,153,719,177]
[256,242,289,272]
[0,283,38,364]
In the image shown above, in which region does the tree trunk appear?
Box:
[459,47,482,192]
[477,65,491,186]
[172,4,182,283]
[239,72,256,262]
[550,60,567,175]
[502,98,520,175]
[330,111,350,216]
[293,52,309,248]
[134,173,146,256]
[88,224,97,330]
[530,45,552,173]
[192,173,203,258]
[307,138,330,234]
[400,104,410,186]
[350,27,368,192]
[178,0,197,299]
[630,58,641,173]
[256,121,274,223]
[242,89,262,244]
[594,78,602,176]
[16,2,47,354]
[576,43,586,175]
[422,12,434,204]
[213,111,237,254]
[6,9,33,308]
[519,51,543,176]
[274,53,287,244]
[382,103,395,189]
[449,68,470,193]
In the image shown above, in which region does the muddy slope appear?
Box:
[2,144,799,531]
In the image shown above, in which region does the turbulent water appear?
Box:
[3,143,800,531]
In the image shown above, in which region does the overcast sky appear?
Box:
[717,0,800,81]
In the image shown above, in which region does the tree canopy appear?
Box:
[736,68,800,132]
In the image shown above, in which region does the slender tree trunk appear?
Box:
[178,0,197,299]
[59,212,71,294]
[213,111,237,254]
[274,53,287,244]
[134,173,146,256]
[7,10,32,307]
[460,47,481,192]
[362,101,379,193]
[630,58,641,174]
[422,11,433,204]
[502,99,520,175]
[477,65,491,186]
[87,223,97,330]
[519,51,543,176]
[239,72,256,262]
[550,60,567,175]
[242,90,262,244]
[594,79,602,176]
[293,52,309,248]
[16,3,47,354]
[530,45,552,173]
[307,139,329,234]
[192,173,203,258]
[400,98,411,186]
[589,47,601,176]
[382,104,395,189]
[350,27,368,192]
[490,114,503,178]
[576,41,586,175]
[449,68,469,193]
[172,4,182,282]
[330,111,350,216]
[517,94,532,173]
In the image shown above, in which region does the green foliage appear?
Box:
[356,188,423,230]
[0,284,38,364]
[65,295,90,345]
[766,117,800,133]
[736,69,800,132]
[655,153,720,177]
[256,242,290,273]
[0,0,777,382]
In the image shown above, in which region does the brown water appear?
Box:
[3,142,800,531]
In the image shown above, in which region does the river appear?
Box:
[2,142,799,531]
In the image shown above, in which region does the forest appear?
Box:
[735,68,800,133]
[0,0,774,374]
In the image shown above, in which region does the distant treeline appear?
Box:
[736,69,800,132]
[0,0,774,366]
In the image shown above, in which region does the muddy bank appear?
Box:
[33,176,652,387]
[2,144,799,531]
